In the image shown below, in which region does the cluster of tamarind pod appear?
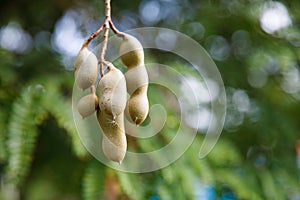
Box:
[74,33,149,164]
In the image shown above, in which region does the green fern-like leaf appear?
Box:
[82,160,105,200]
[0,112,7,163]
[6,85,47,186]
[273,168,300,198]
[215,169,263,199]
[186,137,215,184]
[259,170,285,200]
[117,172,144,200]
[207,139,242,167]
[176,163,196,200]
[41,82,88,159]
[160,161,196,200]
[157,184,173,200]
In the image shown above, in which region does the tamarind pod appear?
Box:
[74,47,98,90]
[98,64,127,118]
[97,63,127,162]
[97,110,127,163]
[119,33,144,69]
[125,65,148,95]
[77,92,98,119]
[119,33,149,125]
[126,85,149,125]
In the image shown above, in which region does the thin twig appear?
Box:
[100,22,110,76]
[98,0,111,77]
[107,0,124,37]
[105,0,111,18]
[103,60,114,70]
[109,20,124,37]
[90,85,96,94]
[82,25,104,48]
[100,0,111,76]
[82,0,124,76]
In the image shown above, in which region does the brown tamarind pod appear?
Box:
[125,65,148,95]
[77,86,98,119]
[119,33,144,69]
[126,85,149,125]
[98,64,127,119]
[97,110,127,163]
[74,47,98,90]
[119,33,149,125]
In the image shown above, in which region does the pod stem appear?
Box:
[103,61,114,71]
[100,24,109,77]
[82,25,104,48]
[104,0,124,37]
[90,85,96,94]
[109,20,124,37]
[82,0,124,76]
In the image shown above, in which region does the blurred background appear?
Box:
[1,0,300,199]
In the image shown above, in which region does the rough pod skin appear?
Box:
[126,85,149,125]
[98,64,127,118]
[77,86,98,118]
[119,33,144,69]
[120,33,149,125]
[74,47,98,90]
[97,110,127,163]
[125,65,148,95]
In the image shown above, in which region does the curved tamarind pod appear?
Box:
[74,47,98,90]
[97,110,127,163]
[98,64,127,118]
[77,86,98,118]
[119,33,149,125]
[77,93,98,119]
[126,85,149,125]
[119,33,144,69]
[125,65,148,95]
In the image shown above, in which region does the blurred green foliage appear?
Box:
[0,0,300,199]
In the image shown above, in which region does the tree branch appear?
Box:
[82,25,104,48]
[109,20,124,37]
[82,0,124,76]
[100,23,110,77]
